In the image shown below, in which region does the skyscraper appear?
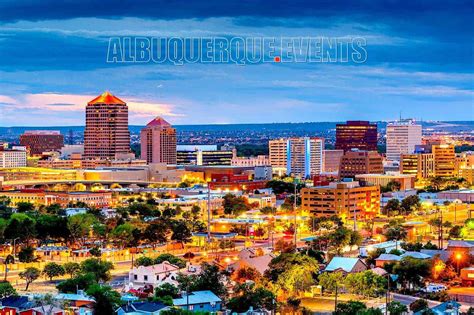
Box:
[335,121,378,152]
[433,144,455,177]
[140,117,177,164]
[386,119,422,161]
[269,137,323,178]
[83,91,130,160]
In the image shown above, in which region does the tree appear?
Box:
[177,263,227,297]
[328,226,353,254]
[19,267,41,291]
[67,213,97,245]
[227,283,276,313]
[154,254,187,269]
[344,271,387,298]
[318,271,345,293]
[2,255,14,281]
[383,220,408,246]
[387,301,408,315]
[409,299,429,312]
[171,220,192,243]
[232,266,262,284]
[334,300,367,315]
[111,223,137,248]
[143,220,168,245]
[383,199,401,216]
[393,257,431,290]
[43,262,65,281]
[401,195,421,214]
[16,202,34,213]
[63,262,81,278]
[89,247,102,258]
[80,258,114,282]
[56,273,96,293]
[18,246,36,263]
[449,225,464,239]
[86,284,121,314]
[36,215,69,242]
[222,194,250,216]
[5,213,36,244]
[155,283,180,298]
[135,256,155,267]
[0,281,16,298]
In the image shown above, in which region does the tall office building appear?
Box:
[20,130,64,156]
[140,117,177,164]
[269,137,323,178]
[335,121,378,152]
[386,120,422,161]
[83,92,130,160]
[339,150,383,178]
[433,144,455,177]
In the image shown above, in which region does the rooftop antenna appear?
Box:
[399,111,402,122]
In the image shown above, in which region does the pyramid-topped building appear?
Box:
[84,91,130,160]
[140,116,177,164]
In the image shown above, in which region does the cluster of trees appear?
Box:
[382,195,421,216]
[334,301,407,315]
[135,253,187,268]
[0,196,207,254]
[222,194,254,216]
[318,270,387,298]
[307,219,362,256]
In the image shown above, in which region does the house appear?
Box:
[375,254,401,267]
[359,241,402,257]
[324,257,367,274]
[116,301,169,315]
[447,240,474,256]
[370,267,388,276]
[461,267,474,286]
[172,290,222,312]
[55,292,95,310]
[0,296,34,314]
[228,248,275,275]
[64,208,88,216]
[24,305,66,315]
[414,300,461,315]
[128,261,180,290]
[421,249,451,262]
[401,251,431,260]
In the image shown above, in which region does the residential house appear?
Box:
[116,301,169,315]
[414,301,461,315]
[324,257,367,274]
[375,254,401,268]
[128,261,180,290]
[172,291,222,312]
[228,248,275,275]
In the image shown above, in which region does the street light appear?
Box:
[456,252,462,274]
[12,238,19,258]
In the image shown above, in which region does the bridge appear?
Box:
[0,179,179,190]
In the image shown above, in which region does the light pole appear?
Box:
[12,238,19,258]
[207,182,212,244]
[456,252,462,275]
[293,178,298,246]
[385,273,390,315]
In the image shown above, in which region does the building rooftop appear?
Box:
[376,254,402,261]
[325,257,363,273]
[87,91,126,105]
[173,290,221,306]
[147,116,172,127]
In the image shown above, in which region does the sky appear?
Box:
[0,0,473,126]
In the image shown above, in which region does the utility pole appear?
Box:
[294,177,298,246]
[385,273,390,315]
[334,282,338,312]
[207,183,212,244]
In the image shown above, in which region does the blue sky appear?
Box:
[0,0,472,126]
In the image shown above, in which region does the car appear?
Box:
[422,283,447,293]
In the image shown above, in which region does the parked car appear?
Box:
[422,283,447,293]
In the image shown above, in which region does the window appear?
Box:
[144,275,148,281]
[133,274,137,280]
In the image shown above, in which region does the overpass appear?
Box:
[0,179,179,190]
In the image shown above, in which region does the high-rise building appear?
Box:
[335,121,378,152]
[339,150,383,178]
[140,117,177,164]
[20,130,64,156]
[433,144,455,177]
[177,145,232,166]
[400,153,435,179]
[323,149,344,173]
[83,91,130,160]
[269,137,324,178]
[386,120,422,161]
[301,180,380,219]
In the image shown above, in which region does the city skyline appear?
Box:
[0,1,473,126]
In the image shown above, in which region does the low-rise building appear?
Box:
[0,190,112,208]
[0,149,27,168]
[339,150,383,178]
[355,173,415,190]
[172,291,222,312]
[128,261,181,290]
[324,257,367,274]
[232,155,269,167]
[301,180,380,220]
